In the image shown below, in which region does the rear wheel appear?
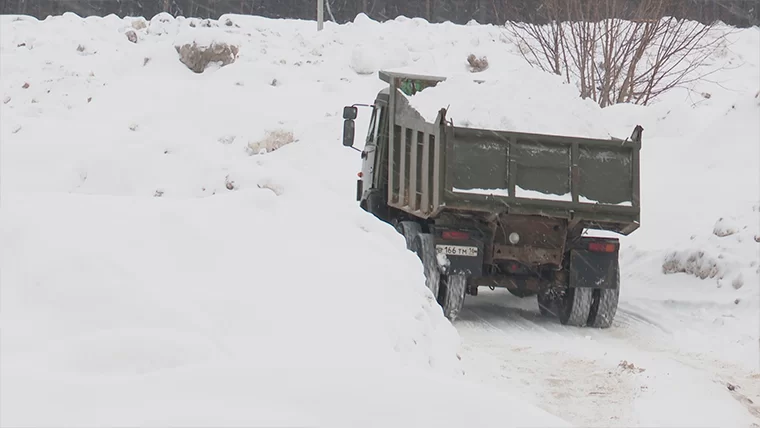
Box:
[537,292,558,317]
[587,266,620,328]
[439,273,466,321]
[412,233,440,299]
[398,221,422,250]
[558,287,593,327]
[507,287,537,298]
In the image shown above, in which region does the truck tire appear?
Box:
[587,267,620,328]
[537,292,558,317]
[412,233,440,300]
[398,221,422,251]
[364,191,386,220]
[439,273,466,321]
[558,287,593,327]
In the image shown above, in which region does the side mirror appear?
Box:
[342,119,355,147]
[343,106,358,120]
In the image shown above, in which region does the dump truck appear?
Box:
[341,70,642,328]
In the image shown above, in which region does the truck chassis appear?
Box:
[342,71,642,328]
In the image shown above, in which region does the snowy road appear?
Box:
[454,287,760,428]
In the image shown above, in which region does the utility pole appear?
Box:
[317,0,324,31]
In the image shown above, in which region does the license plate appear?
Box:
[436,244,478,257]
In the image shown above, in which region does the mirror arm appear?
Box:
[349,146,361,152]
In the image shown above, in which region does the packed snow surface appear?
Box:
[2,10,759,428]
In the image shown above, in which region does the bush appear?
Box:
[175,41,239,73]
[247,130,296,155]
[466,54,489,72]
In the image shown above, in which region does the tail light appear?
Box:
[442,230,470,240]
[588,242,617,253]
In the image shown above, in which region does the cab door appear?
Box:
[360,106,382,201]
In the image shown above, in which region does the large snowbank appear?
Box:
[0,11,572,428]
[0,191,459,372]
[0,192,569,427]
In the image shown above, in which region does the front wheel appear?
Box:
[412,233,440,299]
[398,221,422,251]
[439,273,466,321]
[537,292,558,317]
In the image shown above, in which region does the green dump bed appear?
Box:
[381,71,641,235]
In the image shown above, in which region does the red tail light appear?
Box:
[442,230,470,240]
[588,242,617,253]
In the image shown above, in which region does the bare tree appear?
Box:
[504,0,731,107]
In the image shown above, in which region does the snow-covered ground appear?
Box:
[1,11,758,428]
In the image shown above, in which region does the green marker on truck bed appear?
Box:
[341,70,643,327]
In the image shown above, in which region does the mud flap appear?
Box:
[569,249,619,289]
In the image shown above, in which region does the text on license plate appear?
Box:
[436,245,478,257]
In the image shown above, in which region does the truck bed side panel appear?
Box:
[385,82,641,234]
[447,130,636,206]
[578,145,634,206]
[443,127,641,234]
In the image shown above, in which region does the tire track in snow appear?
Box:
[618,300,760,423]
[617,305,672,334]
[455,290,640,427]
[453,288,760,427]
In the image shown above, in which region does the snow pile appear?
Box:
[173,25,240,73]
[662,207,758,290]
[626,87,759,301]
[405,73,609,139]
[171,17,243,45]
[147,11,180,35]
[0,191,462,370]
[0,12,571,428]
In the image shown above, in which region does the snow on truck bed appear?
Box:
[404,73,611,140]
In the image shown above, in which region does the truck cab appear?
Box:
[355,89,389,217]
